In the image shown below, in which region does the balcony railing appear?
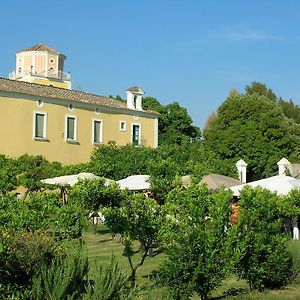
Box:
[9,70,71,81]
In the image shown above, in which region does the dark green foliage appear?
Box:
[234,187,294,290]
[143,96,201,146]
[142,96,164,112]
[159,185,233,300]
[15,154,63,195]
[204,91,299,180]
[159,102,201,145]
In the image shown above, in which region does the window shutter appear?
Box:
[67,117,75,139]
[94,120,101,143]
[35,113,44,138]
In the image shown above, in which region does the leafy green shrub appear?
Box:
[0,193,59,232]
[0,229,60,297]
[158,185,233,300]
[31,245,88,300]
[234,187,294,290]
[69,178,128,211]
[84,256,137,300]
[0,155,18,195]
[54,203,87,239]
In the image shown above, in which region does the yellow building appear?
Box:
[0,45,159,165]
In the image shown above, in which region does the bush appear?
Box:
[234,187,294,290]
[0,229,60,297]
[69,178,127,211]
[54,203,88,240]
[158,185,233,300]
[84,256,137,300]
[0,193,59,232]
[31,245,88,300]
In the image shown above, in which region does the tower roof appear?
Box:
[17,44,65,57]
[126,86,144,94]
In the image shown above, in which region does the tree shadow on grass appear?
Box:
[151,246,166,257]
[212,287,249,299]
[95,227,111,234]
[97,238,113,243]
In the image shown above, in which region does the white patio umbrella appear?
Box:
[229,175,300,197]
[41,172,101,187]
[117,175,150,191]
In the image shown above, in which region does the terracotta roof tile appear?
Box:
[17,44,64,56]
[0,77,159,115]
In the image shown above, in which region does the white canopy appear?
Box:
[117,175,150,191]
[41,172,106,187]
[229,175,300,197]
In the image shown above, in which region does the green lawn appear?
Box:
[83,226,300,299]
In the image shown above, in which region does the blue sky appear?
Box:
[1,0,300,129]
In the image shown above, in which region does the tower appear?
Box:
[9,44,72,89]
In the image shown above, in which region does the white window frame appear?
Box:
[92,118,103,145]
[65,114,78,142]
[120,120,127,132]
[131,122,141,146]
[33,111,47,140]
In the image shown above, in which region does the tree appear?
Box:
[143,96,201,145]
[245,81,277,102]
[159,102,201,145]
[278,98,300,124]
[90,143,159,180]
[158,185,233,300]
[69,178,127,211]
[234,187,294,290]
[104,194,163,288]
[142,96,164,112]
[203,89,300,180]
[14,154,63,196]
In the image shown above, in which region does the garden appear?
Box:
[1,164,300,299]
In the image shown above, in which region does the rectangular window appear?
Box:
[120,121,126,131]
[33,112,47,139]
[93,119,103,144]
[65,115,77,142]
[132,124,140,146]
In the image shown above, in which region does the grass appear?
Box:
[83,225,300,299]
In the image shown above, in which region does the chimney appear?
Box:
[277,158,291,176]
[126,86,144,110]
[126,91,135,109]
[236,159,247,183]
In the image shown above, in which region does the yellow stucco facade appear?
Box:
[0,88,158,165]
[2,44,158,164]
